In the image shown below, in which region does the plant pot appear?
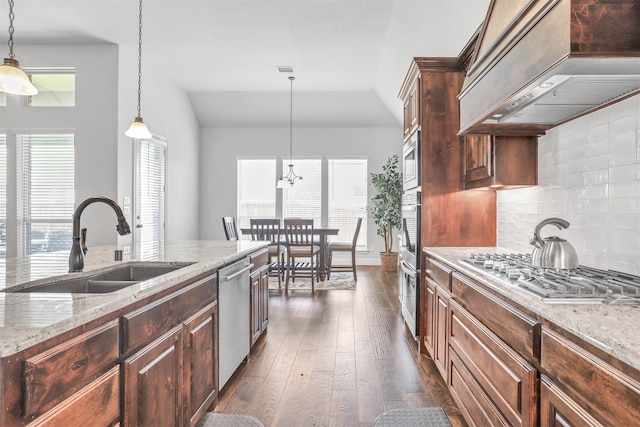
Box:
[380,252,399,272]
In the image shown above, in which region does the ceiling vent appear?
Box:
[277,66,294,73]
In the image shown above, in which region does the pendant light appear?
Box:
[0,0,37,96]
[277,76,302,188]
[125,0,152,139]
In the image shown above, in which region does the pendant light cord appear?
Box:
[7,0,15,58]
[289,76,294,163]
[135,0,143,118]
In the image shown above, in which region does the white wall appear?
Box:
[199,126,401,263]
[498,94,640,275]
[117,45,201,246]
[2,44,119,255]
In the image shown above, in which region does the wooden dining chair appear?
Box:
[250,218,286,288]
[283,218,321,292]
[327,217,362,281]
[222,217,239,241]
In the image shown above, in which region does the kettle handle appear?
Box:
[529,217,570,248]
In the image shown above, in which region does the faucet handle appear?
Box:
[81,227,88,255]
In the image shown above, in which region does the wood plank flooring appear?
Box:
[216,266,467,426]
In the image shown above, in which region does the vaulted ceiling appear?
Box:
[8,0,490,127]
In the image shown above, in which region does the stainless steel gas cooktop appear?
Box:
[459,253,640,304]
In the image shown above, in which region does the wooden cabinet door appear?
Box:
[260,267,269,332]
[433,286,449,378]
[124,326,184,427]
[183,303,218,427]
[539,375,603,427]
[422,277,436,357]
[463,134,493,184]
[250,269,262,346]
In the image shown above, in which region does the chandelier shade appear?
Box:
[0,0,38,96]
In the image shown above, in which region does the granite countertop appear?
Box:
[425,247,640,372]
[0,240,269,357]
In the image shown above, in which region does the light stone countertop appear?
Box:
[0,240,269,357]
[425,247,640,373]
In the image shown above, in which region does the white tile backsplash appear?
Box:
[497,93,640,275]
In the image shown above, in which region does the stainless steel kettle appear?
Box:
[529,218,579,269]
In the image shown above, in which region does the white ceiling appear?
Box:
[6,0,491,127]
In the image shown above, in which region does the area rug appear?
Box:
[268,272,356,290]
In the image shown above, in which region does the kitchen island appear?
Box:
[423,246,640,427]
[0,240,269,426]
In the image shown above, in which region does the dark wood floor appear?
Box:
[216,266,467,427]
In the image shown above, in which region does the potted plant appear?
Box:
[370,154,403,272]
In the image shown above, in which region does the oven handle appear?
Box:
[401,261,417,278]
[402,204,418,211]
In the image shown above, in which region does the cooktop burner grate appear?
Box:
[459,253,640,304]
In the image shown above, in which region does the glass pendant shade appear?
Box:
[0,57,37,95]
[125,117,152,139]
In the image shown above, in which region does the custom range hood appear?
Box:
[458,0,640,135]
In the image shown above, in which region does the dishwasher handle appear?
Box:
[220,263,254,282]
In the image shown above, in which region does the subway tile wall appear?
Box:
[497,94,640,275]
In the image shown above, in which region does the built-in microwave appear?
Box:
[402,130,420,190]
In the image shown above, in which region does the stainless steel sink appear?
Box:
[5,264,189,294]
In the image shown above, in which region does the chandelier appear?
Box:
[277,76,302,188]
[125,0,152,139]
[0,0,38,96]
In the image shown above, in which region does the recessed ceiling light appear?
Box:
[277,66,294,73]
[539,81,553,88]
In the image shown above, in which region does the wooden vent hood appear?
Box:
[458,0,640,136]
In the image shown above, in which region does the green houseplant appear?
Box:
[370,154,403,272]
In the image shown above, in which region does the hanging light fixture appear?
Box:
[0,0,37,96]
[277,76,302,188]
[125,0,152,139]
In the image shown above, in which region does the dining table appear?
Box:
[240,225,339,281]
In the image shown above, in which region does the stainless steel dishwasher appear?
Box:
[218,257,253,389]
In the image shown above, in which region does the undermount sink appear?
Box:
[5,263,189,294]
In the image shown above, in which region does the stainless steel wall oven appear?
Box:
[400,190,420,339]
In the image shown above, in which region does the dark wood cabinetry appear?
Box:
[123,326,184,427]
[401,77,420,138]
[540,327,640,426]
[422,252,640,427]
[399,58,496,247]
[463,134,538,190]
[250,249,269,346]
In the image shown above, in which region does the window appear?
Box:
[27,70,76,107]
[328,159,368,249]
[17,134,74,256]
[282,159,321,224]
[236,157,368,251]
[237,159,277,230]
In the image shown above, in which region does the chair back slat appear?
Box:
[250,219,280,243]
[222,216,238,241]
[352,217,363,246]
[283,219,314,246]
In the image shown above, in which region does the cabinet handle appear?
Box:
[221,264,254,281]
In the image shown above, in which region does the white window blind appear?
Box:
[0,135,6,258]
[16,134,74,256]
[282,159,321,224]
[237,159,277,232]
[135,139,166,260]
[328,159,368,249]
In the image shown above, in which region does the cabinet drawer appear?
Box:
[121,274,216,356]
[540,327,640,426]
[539,375,603,427]
[449,300,537,427]
[424,257,452,291]
[452,272,538,360]
[24,320,119,418]
[26,365,120,427]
